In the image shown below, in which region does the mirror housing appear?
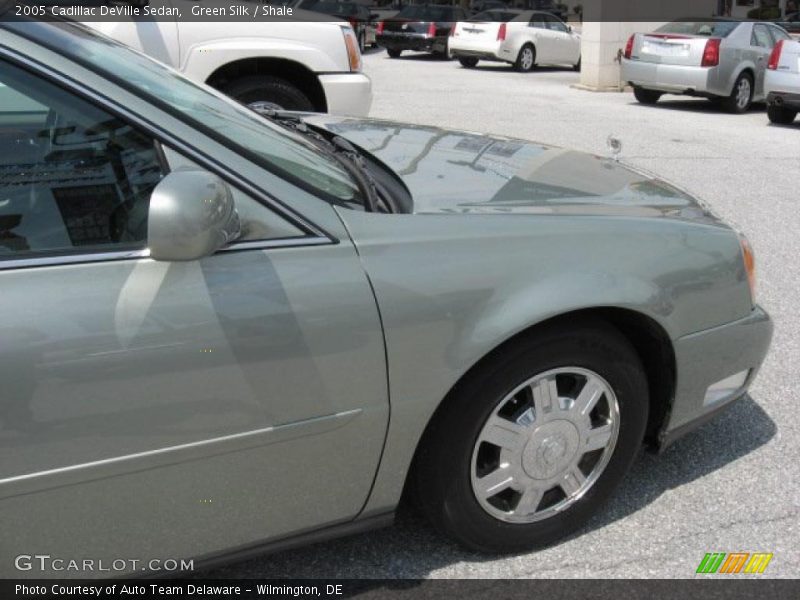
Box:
[567,25,573,33]
[147,170,240,262]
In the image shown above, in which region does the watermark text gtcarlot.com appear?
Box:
[14,554,194,573]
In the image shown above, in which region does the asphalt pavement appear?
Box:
[204,49,799,579]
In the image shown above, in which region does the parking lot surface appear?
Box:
[204,50,799,579]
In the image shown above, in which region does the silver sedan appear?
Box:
[622,19,792,113]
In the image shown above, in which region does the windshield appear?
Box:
[656,21,740,37]
[396,6,454,20]
[5,21,363,205]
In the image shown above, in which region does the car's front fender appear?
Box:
[335,209,751,518]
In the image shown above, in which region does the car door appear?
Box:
[0,53,388,575]
[543,13,574,63]
[82,0,180,67]
[751,23,777,96]
[528,13,556,62]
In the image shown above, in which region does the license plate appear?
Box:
[464,27,485,34]
[642,40,689,57]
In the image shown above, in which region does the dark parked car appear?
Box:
[295,0,379,50]
[376,4,469,57]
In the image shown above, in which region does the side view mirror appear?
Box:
[148,170,241,262]
[567,25,572,33]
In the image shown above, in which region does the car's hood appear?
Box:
[304,115,719,223]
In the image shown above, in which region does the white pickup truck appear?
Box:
[85,0,372,115]
[766,38,800,124]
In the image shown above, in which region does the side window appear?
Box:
[751,24,774,49]
[0,60,165,258]
[769,26,791,43]
[530,14,546,28]
[545,15,568,32]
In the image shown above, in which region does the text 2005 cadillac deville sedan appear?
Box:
[0,19,771,577]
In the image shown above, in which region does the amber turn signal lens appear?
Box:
[739,234,756,306]
[342,27,362,72]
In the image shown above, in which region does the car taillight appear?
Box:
[376,21,384,34]
[497,22,506,41]
[624,34,634,59]
[341,26,362,72]
[768,40,784,70]
[701,38,721,67]
[427,22,436,37]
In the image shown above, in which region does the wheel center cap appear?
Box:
[522,420,580,480]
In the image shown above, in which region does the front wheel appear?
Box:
[459,56,479,68]
[413,321,649,553]
[573,56,581,72]
[514,44,536,73]
[722,72,753,114]
[767,104,797,124]
[633,86,662,105]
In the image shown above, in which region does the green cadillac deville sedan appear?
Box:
[0,17,772,577]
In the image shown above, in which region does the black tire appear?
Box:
[413,320,649,553]
[459,56,479,68]
[573,56,581,72]
[222,75,314,112]
[633,86,662,105]
[721,71,753,114]
[767,104,797,124]
[514,44,536,72]
[358,31,366,53]
[387,48,402,58]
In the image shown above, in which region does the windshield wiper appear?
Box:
[253,109,390,213]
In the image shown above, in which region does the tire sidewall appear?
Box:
[516,45,535,72]
[224,76,314,112]
[428,327,648,552]
[726,72,753,113]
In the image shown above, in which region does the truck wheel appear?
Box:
[387,49,402,58]
[412,319,648,553]
[767,104,797,125]
[633,87,662,105]
[223,76,315,112]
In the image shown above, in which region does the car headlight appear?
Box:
[738,233,756,307]
[341,26,362,72]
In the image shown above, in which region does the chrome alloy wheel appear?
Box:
[736,77,751,110]
[520,47,535,71]
[470,367,620,523]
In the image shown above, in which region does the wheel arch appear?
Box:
[401,306,676,504]
[205,57,328,112]
[726,64,755,96]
